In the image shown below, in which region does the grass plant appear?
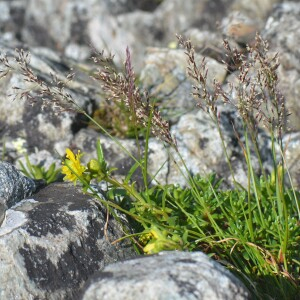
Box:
[0,35,299,299]
[18,154,61,184]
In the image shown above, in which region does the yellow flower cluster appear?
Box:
[143,226,181,254]
[62,148,86,184]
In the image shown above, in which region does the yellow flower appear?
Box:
[143,242,157,254]
[62,148,86,184]
[142,227,166,254]
[142,226,182,254]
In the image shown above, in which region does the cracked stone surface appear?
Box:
[80,251,251,300]
[0,182,136,300]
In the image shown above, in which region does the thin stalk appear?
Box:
[275,163,289,270]
[245,130,266,228]
[248,128,271,196]
[279,150,300,220]
[246,165,254,241]
[141,105,155,192]
[214,114,239,188]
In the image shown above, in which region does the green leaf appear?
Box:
[124,160,141,185]
[96,138,107,172]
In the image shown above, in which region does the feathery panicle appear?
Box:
[0,48,80,114]
[92,47,177,149]
[178,34,288,141]
[177,35,217,114]
[223,35,288,139]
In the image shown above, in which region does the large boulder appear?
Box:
[0,182,136,300]
[169,109,273,187]
[80,251,251,300]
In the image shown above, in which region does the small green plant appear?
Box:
[1,36,299,299]
[18,155,61,184]
[61,144,300,299]
[90,100,147,138]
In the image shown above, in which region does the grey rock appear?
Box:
[88,8,157,69]
[80,251,251,300]
[0,41,100,158]
[19,0,233,70]
[221,11,261,46]
[168,109,273,188]
[0,197,6,227]
[169,110,231,186]
[0,1,26,43]
[0,0,290,73]
[0,182,137,300]
[103,0,137,14]
[22,0,96,50]
[64,43,92,61]
[183,28,227,62]
[231,0,280,20]
[282,132,300,189]
[140,47,227,124]
[0,161,40,209]
[154,0,232,35]
[104,0,162,15]
[263,2,300,131]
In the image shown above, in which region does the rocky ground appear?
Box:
[0,0,299,189]
[0,1,299,299]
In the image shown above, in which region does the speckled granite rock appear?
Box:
[0,182,136,300]
[140,47,227,124]
[0,42,99,160]
[263,2,300,131]
[0,161,44,227]
[0,0,299,190]
[0,197,6,227]
[80,251,251,300]
[169,109,273,188]
[283,132,300,189]
[0,0,276,71]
